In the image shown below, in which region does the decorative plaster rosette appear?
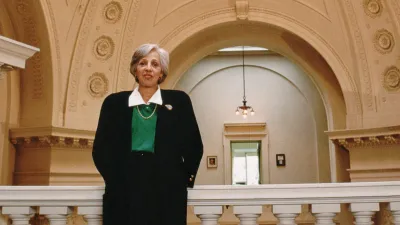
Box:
[87,72,109,98]
[103,1,123,24]
[93,35,115,60]
[383,66,400,92]
[16,0,29,14]
[363,0,383,18]
[374,29,395,54]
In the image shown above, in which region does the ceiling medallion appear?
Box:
[383,66,400,92]
[93,35,115,60]
[374,29,395,54]
[87,72,109,98]
[363,0,383,18]
[103,1,123,24]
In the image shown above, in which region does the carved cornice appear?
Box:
[9,126,95,149]
[224,122,266,128]
[334,135,399,148]
[326,126,400,149]
[0,35,39,69]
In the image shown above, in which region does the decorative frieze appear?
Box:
[14,0,44,100]
[335,135,398,148]
[328,126,400,182]
[327,126,400,149]
[9,126,95,149]
[67,0,99,112]
[342,0,375,111]
[11,136,93,149]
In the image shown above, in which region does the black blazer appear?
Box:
[92,89,203,189]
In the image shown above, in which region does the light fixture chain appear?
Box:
[242,45,246,100]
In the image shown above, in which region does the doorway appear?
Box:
[231,141,261,185]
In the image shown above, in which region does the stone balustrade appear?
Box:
[0,182,400,225]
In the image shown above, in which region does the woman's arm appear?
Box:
[92,94,116,184]
[180,92,203,188]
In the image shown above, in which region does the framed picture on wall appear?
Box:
[207,156,218,168]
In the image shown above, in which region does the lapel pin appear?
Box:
[165,104,173,110]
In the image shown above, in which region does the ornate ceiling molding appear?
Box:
[326,126,400,149]
[9,127,95,149]
[342,0,374,111]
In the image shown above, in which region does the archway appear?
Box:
[161,21,356,182]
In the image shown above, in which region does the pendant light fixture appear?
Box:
[235,46,255,118]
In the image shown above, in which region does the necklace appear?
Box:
[136,104,157,120]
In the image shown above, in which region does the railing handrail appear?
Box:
[1,181,400,206]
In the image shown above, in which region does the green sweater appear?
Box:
[131,103,158,152]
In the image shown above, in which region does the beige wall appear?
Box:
[176,53,330,184]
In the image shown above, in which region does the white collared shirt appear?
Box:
[128,86,163,107]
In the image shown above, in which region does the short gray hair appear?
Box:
[130,43,169,84]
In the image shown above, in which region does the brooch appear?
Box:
[165,104,173,110]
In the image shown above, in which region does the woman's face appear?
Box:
[136,50,163,88]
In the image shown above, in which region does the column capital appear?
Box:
[0,63,14,80]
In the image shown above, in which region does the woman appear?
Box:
[92,43,203,225]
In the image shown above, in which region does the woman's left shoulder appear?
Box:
[161,89,189,99]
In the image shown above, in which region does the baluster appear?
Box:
[350,203,379,225]
[389,202,400,225]
[78,206,102,225]
[273,205,301,225]
[41,206,72,225]
[233,205,262,225]
[2,207,36,225]
[312,204,340,225]
[194,206,223,225]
